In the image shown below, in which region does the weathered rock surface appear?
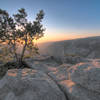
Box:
[48,64,71,82]
[48,60,100,100]
[1,55,100,100]
[25,57,59,73]
[68,60,100,93]
[0,68,66,100]
[60,80,100,100]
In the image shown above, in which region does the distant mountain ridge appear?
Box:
[41,36,100,60]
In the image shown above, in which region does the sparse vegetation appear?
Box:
[0,8,45,67]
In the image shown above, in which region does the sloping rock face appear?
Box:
[45,36,100,61]
[68,60,100,92]
[60,61,100,100]
[0,68,66,100]
[48,60,100,100]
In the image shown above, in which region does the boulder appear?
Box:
[0,68,66,100]
[68,61,100,93]
[60,61,100,100]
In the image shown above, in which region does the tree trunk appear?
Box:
[13,45,18,62]
[19,37,27,66]
[20,43,27,62]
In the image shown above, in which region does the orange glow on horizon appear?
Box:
[37,32,100,43]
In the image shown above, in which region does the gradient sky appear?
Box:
[0,0,100,42]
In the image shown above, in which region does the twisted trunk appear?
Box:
[18,35,27,66]
[20,41,27,63]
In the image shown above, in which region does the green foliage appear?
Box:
[0,8,45,64]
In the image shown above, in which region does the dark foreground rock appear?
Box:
[0,61,30,79]
[0,68,66,100]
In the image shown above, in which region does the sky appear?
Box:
[0,0,100,43]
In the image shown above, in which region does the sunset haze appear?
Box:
[0,0,100,43]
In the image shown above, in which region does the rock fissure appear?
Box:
[47,73,69,100]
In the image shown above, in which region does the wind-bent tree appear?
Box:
[0,8,45,66]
